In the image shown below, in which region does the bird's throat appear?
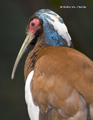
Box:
[24,34,48,81]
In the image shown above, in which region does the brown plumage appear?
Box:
[24,39,93,119]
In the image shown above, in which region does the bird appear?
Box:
[11,9,93,120]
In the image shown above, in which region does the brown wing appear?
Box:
[31,46,93,119]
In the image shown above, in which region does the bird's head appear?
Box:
[11,9,73,79]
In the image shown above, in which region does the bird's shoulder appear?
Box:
[35,46,93,76]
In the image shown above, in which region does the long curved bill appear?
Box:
[11,34,34,79]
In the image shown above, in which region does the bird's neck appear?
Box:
[24,33,48,81]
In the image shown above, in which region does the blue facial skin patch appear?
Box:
[34,9,71,47]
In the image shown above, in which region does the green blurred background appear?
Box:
[0,0,93,120]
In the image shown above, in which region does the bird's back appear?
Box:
[30,46,93,120]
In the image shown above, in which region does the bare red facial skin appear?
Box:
[29,18,40,34]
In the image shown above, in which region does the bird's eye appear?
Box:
[31,22,35,27]
[29,18,40,31]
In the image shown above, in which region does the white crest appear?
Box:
[43,11,71,46]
